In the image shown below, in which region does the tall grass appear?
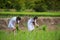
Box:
[0,30,60,40]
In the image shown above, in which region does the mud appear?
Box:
[0,17,60,30]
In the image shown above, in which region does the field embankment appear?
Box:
[0,17,60,30]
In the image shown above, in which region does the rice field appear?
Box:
[0,12,60,40]
[0,29,60,40]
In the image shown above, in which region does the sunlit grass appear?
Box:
[0,12,60,18]
[0,29,60,40]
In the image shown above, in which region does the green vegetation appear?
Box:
[0,25,60,40]
[0,30,60,40]
[0,12,60,17]
[0,0,60,12]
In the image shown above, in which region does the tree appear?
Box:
[33,0,48,12]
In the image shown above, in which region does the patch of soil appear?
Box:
[0,17,60,30]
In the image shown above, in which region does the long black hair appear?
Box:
[16,16,21,24]
[16,16,21,21]
[33,16,38,20]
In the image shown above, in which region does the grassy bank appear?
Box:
[0,12,60,17]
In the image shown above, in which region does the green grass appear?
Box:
[0,12,60,40]
[0,30,60,40]
[0,12,60,17]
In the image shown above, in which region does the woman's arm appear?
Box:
[35,20,39,26]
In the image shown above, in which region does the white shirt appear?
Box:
[27,18,35,31]
[8,17,17,28]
